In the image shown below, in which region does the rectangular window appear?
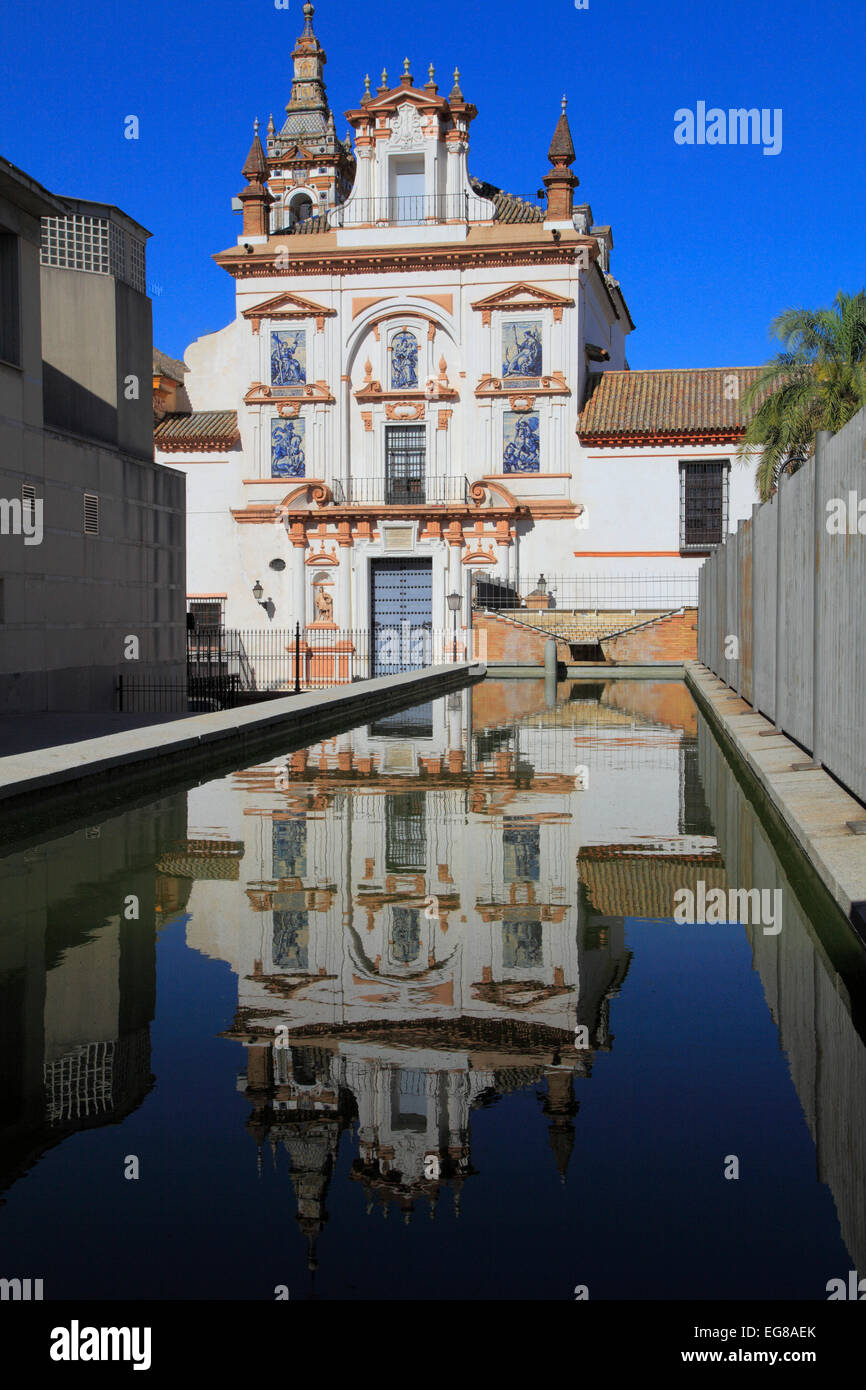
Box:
[0,232,21,366]
[385,425,425,504]
[84,493,99,535]
[679,461,729,551]
[188,598,225,631]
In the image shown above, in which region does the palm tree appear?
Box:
[738,290,866,501]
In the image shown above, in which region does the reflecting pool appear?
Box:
[1,678,864,1300]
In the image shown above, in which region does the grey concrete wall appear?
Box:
[1,174,185,713]
[0,430,186,712]
[698,409,866,803]
[697,714,866,1274]
[40,268,154,462]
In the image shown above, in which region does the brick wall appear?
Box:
[601,609,697,663]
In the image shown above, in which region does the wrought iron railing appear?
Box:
[471,573,700,613]
[329,192,511,227]
[118,624,481,712]
[336,475,470,506]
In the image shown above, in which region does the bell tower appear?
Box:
[266,3,355,230]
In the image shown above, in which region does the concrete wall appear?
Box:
[0,168,187,712]
[698,409,866,803]
[697,713,866,1274]
[0,431,186,711]
[40,267,154,462]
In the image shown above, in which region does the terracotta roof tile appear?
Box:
[578,849,727,918]
[470,176,545,224]
[578,366,762,445]
[154,410,239,452]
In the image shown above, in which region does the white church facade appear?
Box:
[155,3,758,658]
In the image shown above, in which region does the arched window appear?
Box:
[288,192,314,227]
[390,328,419,390]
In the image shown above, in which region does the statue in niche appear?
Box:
[313,584,334,624]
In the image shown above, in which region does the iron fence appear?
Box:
[471,573,699,613]
[329,192,535,227]
[119,624,478,712]
[334,475,469,507]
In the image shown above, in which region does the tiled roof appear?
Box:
[154,410,239,452]
[578,366,762,445]
[578,848,727,918]
[470,176,545,224]
[152,347,188,381]
[279,212,331,235]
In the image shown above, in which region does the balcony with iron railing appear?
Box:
[333,475,470,507]
[327,192,542,228]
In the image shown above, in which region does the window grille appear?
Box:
[41,214,110,274]
[188,598,225,630]
[44,1041,115,1124]
[679,461,729,551]
[385,425,425,505]
[41,215,146,292]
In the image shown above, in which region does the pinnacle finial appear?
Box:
[381,66,388,87]
[562,93,568,114]
[267,113,275,136]
[364,73,371,95]
[453,66,460,84]
[450,66,463,100]
[253,116,260,135]
[302,1,314,35]
[403,56,411,75]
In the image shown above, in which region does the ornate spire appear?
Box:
[548,98,576,167]
[543,96,579,221]
[239,121,271,237]
[241,119,267,182]
[267,112,275,138]
[302,0,315,37]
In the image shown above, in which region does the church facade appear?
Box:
[155,2,757,653]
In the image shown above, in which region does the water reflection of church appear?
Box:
[172,677,721,1264]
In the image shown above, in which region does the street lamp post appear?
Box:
[447,591,461,664]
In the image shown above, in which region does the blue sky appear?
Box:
[2,0,863,368]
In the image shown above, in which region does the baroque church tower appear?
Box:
[265,2,354,231]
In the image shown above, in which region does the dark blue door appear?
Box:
[371,559,433,676]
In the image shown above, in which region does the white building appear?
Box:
[155,3,758,661]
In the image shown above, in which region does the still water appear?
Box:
[2,678,865,1301]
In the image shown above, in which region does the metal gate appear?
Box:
[371,559,433,675]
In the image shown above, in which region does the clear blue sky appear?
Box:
[3,0,863,369]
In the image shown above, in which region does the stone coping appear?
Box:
[685,662,866,941]
[0,663,484,816]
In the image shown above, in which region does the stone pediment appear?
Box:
[471,283,575,324]
[242,292,337,333]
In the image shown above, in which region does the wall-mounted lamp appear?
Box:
[252,579,264,603]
